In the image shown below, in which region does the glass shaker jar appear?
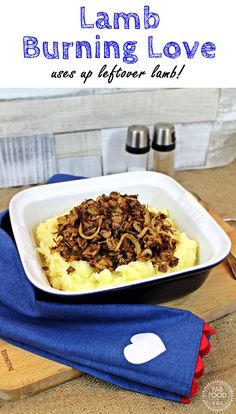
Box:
[126,125,150,172]
[152,123,176,177]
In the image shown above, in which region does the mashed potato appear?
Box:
[36,208,198,292]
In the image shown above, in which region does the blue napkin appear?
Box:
[0,174,214,403]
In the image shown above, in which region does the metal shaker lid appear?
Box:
[126,125,150,154]
[152,123,176,152]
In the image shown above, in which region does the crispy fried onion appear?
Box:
[79,217,102,240]
[52,192,179,272]
[115,233,141,255]
[137,227,149,239]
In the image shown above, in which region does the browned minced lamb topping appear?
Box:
[52,192,179,272]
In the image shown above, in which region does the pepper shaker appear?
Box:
[152,123,176,177]
[126,125,150,172]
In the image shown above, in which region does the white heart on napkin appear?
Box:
[124,332,166,364]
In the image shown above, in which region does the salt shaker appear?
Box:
[126,125,150,172]
[152,123,176,177]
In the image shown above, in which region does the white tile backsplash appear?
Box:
[0,88,236,187]
[0,134,56,187]
[218,89,236,122]
[207,132,236,167]
[174,123,211,169]
[101,128,127,175]
[55,130,100,158]
[57,155,102,177]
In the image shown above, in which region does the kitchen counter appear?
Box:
[1,161,236,414]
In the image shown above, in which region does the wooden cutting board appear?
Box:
[1,209,236,401]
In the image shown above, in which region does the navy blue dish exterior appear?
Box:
[35,260,224,304]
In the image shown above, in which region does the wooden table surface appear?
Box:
[1,161,236,414]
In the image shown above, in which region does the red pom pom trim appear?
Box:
[180,322,215,404]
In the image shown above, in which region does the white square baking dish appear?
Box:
[9,172,231,302]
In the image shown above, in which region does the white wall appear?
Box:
[0,88,122,100]
[0,88,235,187]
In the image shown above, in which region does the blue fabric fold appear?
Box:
[0,174,207,403]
